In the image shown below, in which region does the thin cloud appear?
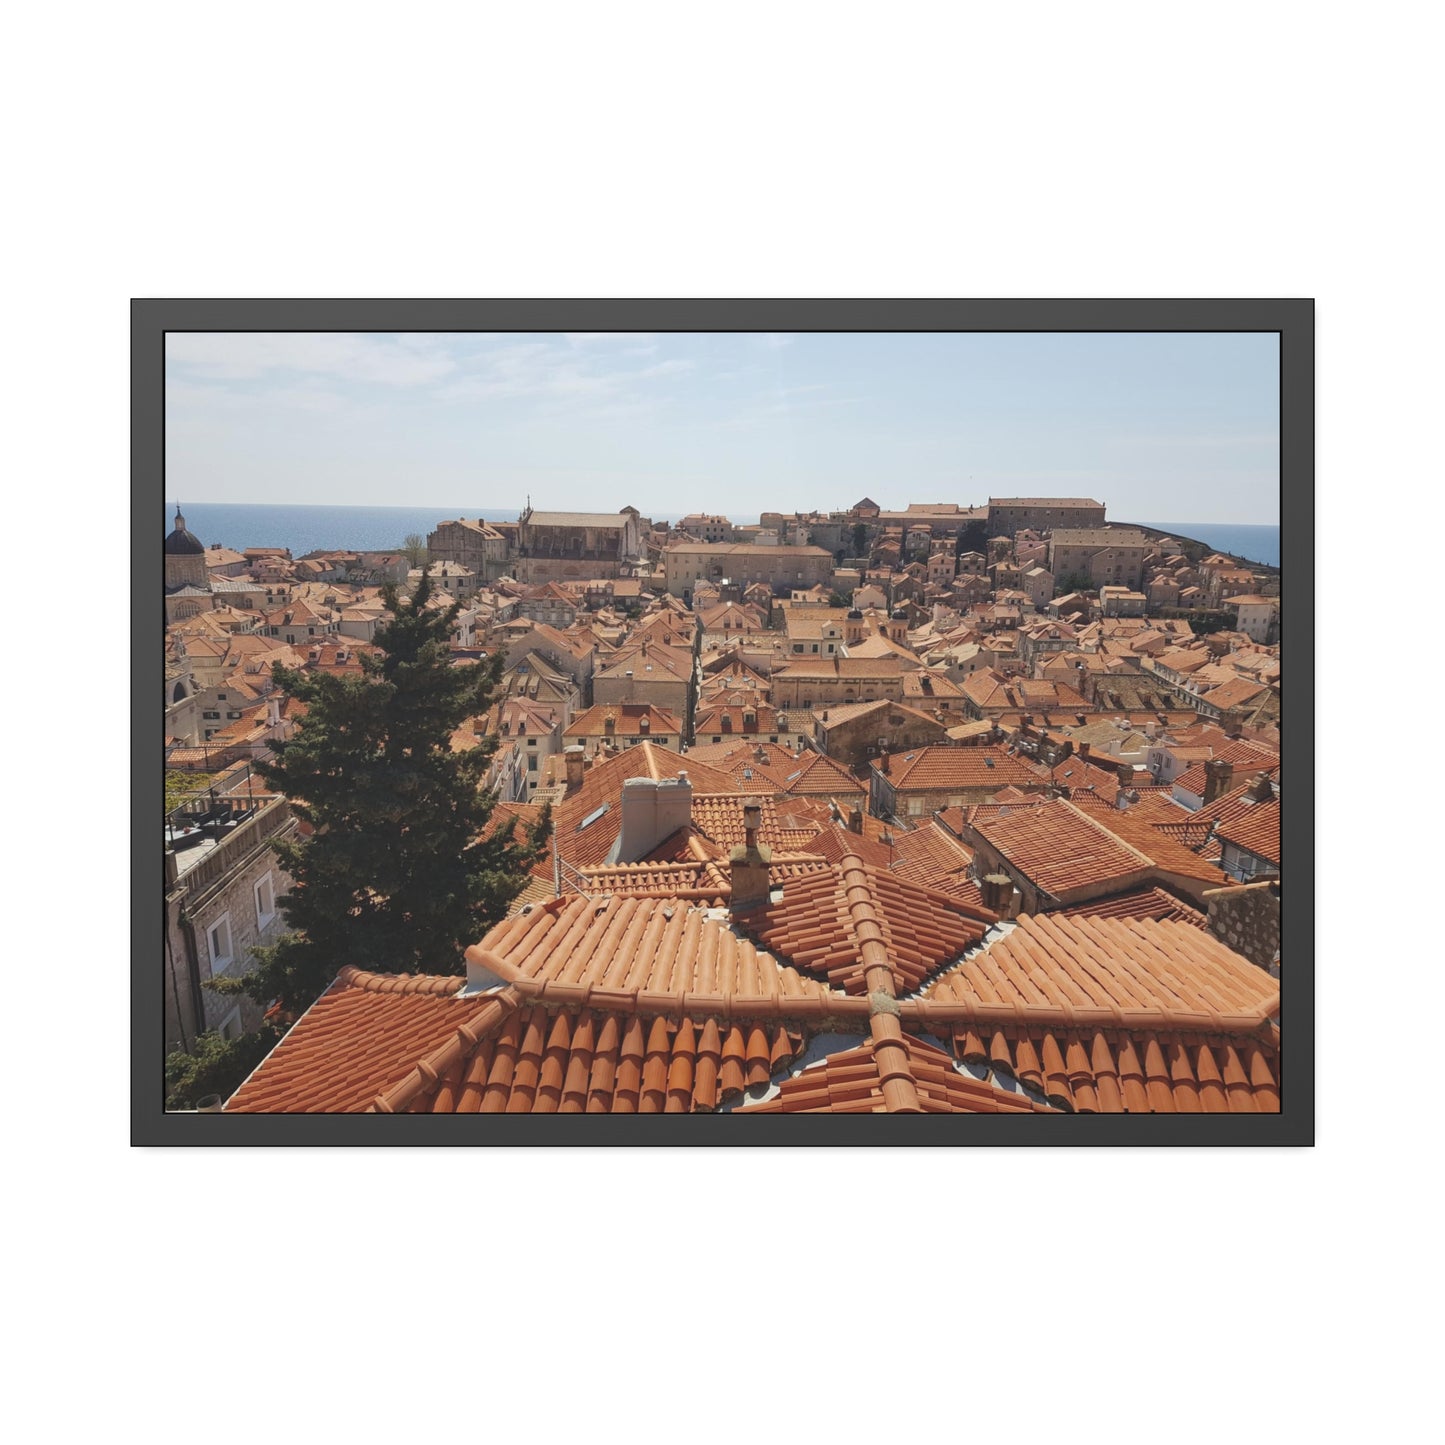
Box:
[166,332,457,388]
[564,332,658,346]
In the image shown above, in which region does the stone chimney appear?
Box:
[847,806,863,834]
[1115,761,1134,788]
[1248,770,1274,802]
[729,798,772,912]
[979,873,1014,914]
[564,745,586,790]
[1203,757,1235,805]
[1078,741,1091,762]
[616,774,693,863]
[604,713,616,738]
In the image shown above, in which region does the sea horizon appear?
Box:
[163,501,1280,570]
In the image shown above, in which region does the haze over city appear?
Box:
[165,331,1280,525]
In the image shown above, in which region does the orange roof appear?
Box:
[733,854,994,996]
[228,972,812,1114]
[550,743,741,870]
[885,820,976,893]
[972,798,1153,898]
[881,745,1046,793]
[1067,794,1233,886]
[468,894,856,1027]
[563,703,683,738]
[1215,796,1281,865]
[579,853,830,905]
[743,1034,1052,1114]
[1057,887,1209,929]
[689,793,824,852]
[912,914,1279,1112]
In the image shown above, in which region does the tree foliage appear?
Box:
[164,1025,281,1111]
[402,532,428,568]
[233,575,552,1016]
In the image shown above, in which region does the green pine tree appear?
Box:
[218,575,551,1017]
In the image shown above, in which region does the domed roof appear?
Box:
[165,508,205,556]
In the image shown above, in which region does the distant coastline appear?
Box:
[164,502,1280,571]
[1132,521,1280,571]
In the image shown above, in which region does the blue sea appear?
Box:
[163,501,671,558]
[164,503,1280,570]
[1142,522,1279,569]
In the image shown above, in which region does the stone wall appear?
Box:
[1203,880,1280,972]
[164,804,297,1057]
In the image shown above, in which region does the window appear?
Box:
[202,710,220,720]
[254,873,276,928]
[218,1007,243,1043]
[208,913,234,975]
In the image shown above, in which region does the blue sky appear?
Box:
[164,331,1279,523]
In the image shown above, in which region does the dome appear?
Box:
[165,509,205,556]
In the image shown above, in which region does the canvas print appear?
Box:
[160,327,1284,1119]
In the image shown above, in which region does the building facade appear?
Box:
[988,497,1107,534]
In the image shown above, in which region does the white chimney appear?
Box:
[614,775,693,863]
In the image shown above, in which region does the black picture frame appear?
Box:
[135,298,1312,1146]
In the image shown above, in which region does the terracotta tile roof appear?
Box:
[1057,886,1209,929]
[764,749,866,797]
[772,657,904,680]
[733,854,995,996]
[472,894,849,1017]
[743,1033,1052,1114]
[688,793,826,852]
[550,743,741,871]
[899,669,966,700]
[1200,676,1272,710]
[1066,794,1233,886]
[880,745,1047,793]
[579,852,830,905]
[1214,797,1281,865]
[803,824,908,872]
[563,703,683,739]
[972,798,1155,897]
[911,914,1279,1112]
[226,968,488,1112]
[885,820,976,894]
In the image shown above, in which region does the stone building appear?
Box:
[164,508,215,622]
[677,514,735,543]
[1226,594,1278,643]
[770,657,905,710]
[427,518,511,583]
[868,744,1046,820]
[663,542,834,598]
[1048,528,1151,590]
[987,497,1107,534]
[812,699,950,768]
[510,506,644,583]
[164,793,297,1058]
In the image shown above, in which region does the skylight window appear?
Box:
[576,803,610,831]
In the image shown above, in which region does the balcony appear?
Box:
[165,787,290,883]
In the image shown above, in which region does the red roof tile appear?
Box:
[880,745,1047,793]
[908,914,1279,1112]
[743,1033,1052,1114]
[1214,796,1281,865]
[1057,887,1209,929]
[733,854,995,995]
[971,798,1155,898]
